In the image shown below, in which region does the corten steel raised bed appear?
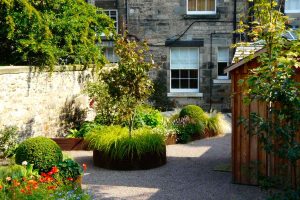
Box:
[51,138,89,151]
[165,134,177,145]
[93,146,167,170]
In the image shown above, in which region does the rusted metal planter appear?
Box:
[93,146,167,170]
[51,138,89,151]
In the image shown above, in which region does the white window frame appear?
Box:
[186,0,217,15]
[285,0,300,14]
[217,47,230,80]
[98,9,118,36]
[170,48,199,93]
[104,47,118,63]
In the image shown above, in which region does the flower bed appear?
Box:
[0,136,91,199]
[168,105,228,144]
[0,163,89,200]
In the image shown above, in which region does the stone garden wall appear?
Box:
[0,66,93,138]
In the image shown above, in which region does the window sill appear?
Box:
[167,92,203,97]
[213,79,231,84]
[285,10,300,14]
[183,13,220,20]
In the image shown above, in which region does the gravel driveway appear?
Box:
[68,132,267,200]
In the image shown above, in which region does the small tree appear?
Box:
[0,0,114,70]
[237,0,300,193]
[102,35,155,136]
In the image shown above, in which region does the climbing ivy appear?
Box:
[0,0,114,70]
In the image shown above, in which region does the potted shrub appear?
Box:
[85,126,166,170]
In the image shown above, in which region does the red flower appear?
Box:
[27,180,37,185]
[82,163,87,172]
[39,176,54,183]
[20,189,26,193]
[0,185,2,190]
[51,166,59,173]
[47,171,53,176]
[13,180,20,187]
[47,185,57,190]
[67,177,73,181]
[41,172,47,177]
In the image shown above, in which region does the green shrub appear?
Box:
[133,105,164,128]
[67,122,103,138]
[85,126,165,160]
[58,159,83,180]
[173,116,205,143]
[0,126,19,159]
[15,137,63,172]
[179,105,208,123]
[172,105,207,143]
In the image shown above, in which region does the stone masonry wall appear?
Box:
[125,0,248,111]
[0,66,93,138]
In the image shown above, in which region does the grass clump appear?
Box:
[85,126,165,160]
[206,111,228,136]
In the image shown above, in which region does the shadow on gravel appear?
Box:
[72,134,267,200]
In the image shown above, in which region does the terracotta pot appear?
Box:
[93,146,167,170]
[51,138,89,151]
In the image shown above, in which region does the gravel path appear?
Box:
[68,132,267,200]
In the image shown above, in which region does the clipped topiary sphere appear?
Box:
[179,105,207,122]
[15,137,63,172]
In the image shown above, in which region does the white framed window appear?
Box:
[187,0,216,15]
[170,48,199,93]
[104,47,118,63]
[98,9,118,36]
[217,47,229,79]
[285,0,300,13]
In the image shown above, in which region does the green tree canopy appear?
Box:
[101,35,155,135]
[0,0,114,70]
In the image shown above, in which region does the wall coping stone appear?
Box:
[0,64,117,75]
[0,65,87,75]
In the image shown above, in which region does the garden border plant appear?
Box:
[85,126,166,170]
[171,105,227,143]
[15,137,63,172]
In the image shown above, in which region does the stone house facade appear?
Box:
[90,0,300,112]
